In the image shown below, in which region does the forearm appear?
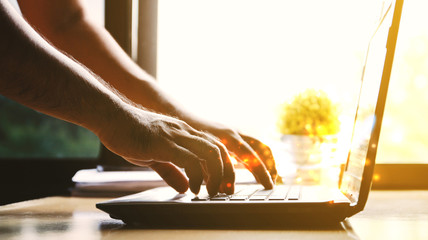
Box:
[0,1,126,135]
[43,18,208,127]
[17,0,200,124]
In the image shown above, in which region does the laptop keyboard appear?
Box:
[192,185,301,201]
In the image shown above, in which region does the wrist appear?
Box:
[74,80,132,138]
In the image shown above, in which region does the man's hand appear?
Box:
[187,120,278,190]
[98,107,235,196]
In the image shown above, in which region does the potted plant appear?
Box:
[278,89,340,139]
[277,89,341,183]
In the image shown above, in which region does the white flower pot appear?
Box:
[281,135,323,165]
[280,134,337,184]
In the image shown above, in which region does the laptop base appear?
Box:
[97,185,351,229]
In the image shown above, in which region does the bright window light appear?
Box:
[158,0,379,136]
[157,0,428,163]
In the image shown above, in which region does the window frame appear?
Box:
[101,0,428,190]
[2,0,427,206]
[149,0,428,190]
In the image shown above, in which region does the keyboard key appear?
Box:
[192,192,210,201]
[229,195,248,201]
[210,194,230,201]
[268,196,285,201]
[286,186,301,200]
[253,189,273,196]
[268,185,289,200]
[249,195,267,201]
[247,189,273,201]
[191,197,208,201]
[234,187,259,197]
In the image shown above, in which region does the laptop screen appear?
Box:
[340,0,402,206]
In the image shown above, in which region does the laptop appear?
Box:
[96,0,403,228]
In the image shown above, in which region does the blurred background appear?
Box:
[1,0,427,165]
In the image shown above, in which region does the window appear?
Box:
[376,0,428,164]
[157,0,377,161]
[2,0,427,191]
[157,0,428,166]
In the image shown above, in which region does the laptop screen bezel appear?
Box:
[339,0,403,216]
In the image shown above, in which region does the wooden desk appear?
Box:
[1,191,427,240]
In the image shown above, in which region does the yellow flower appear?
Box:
[278,89,340,137]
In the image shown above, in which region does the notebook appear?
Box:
[96,0,403,228]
